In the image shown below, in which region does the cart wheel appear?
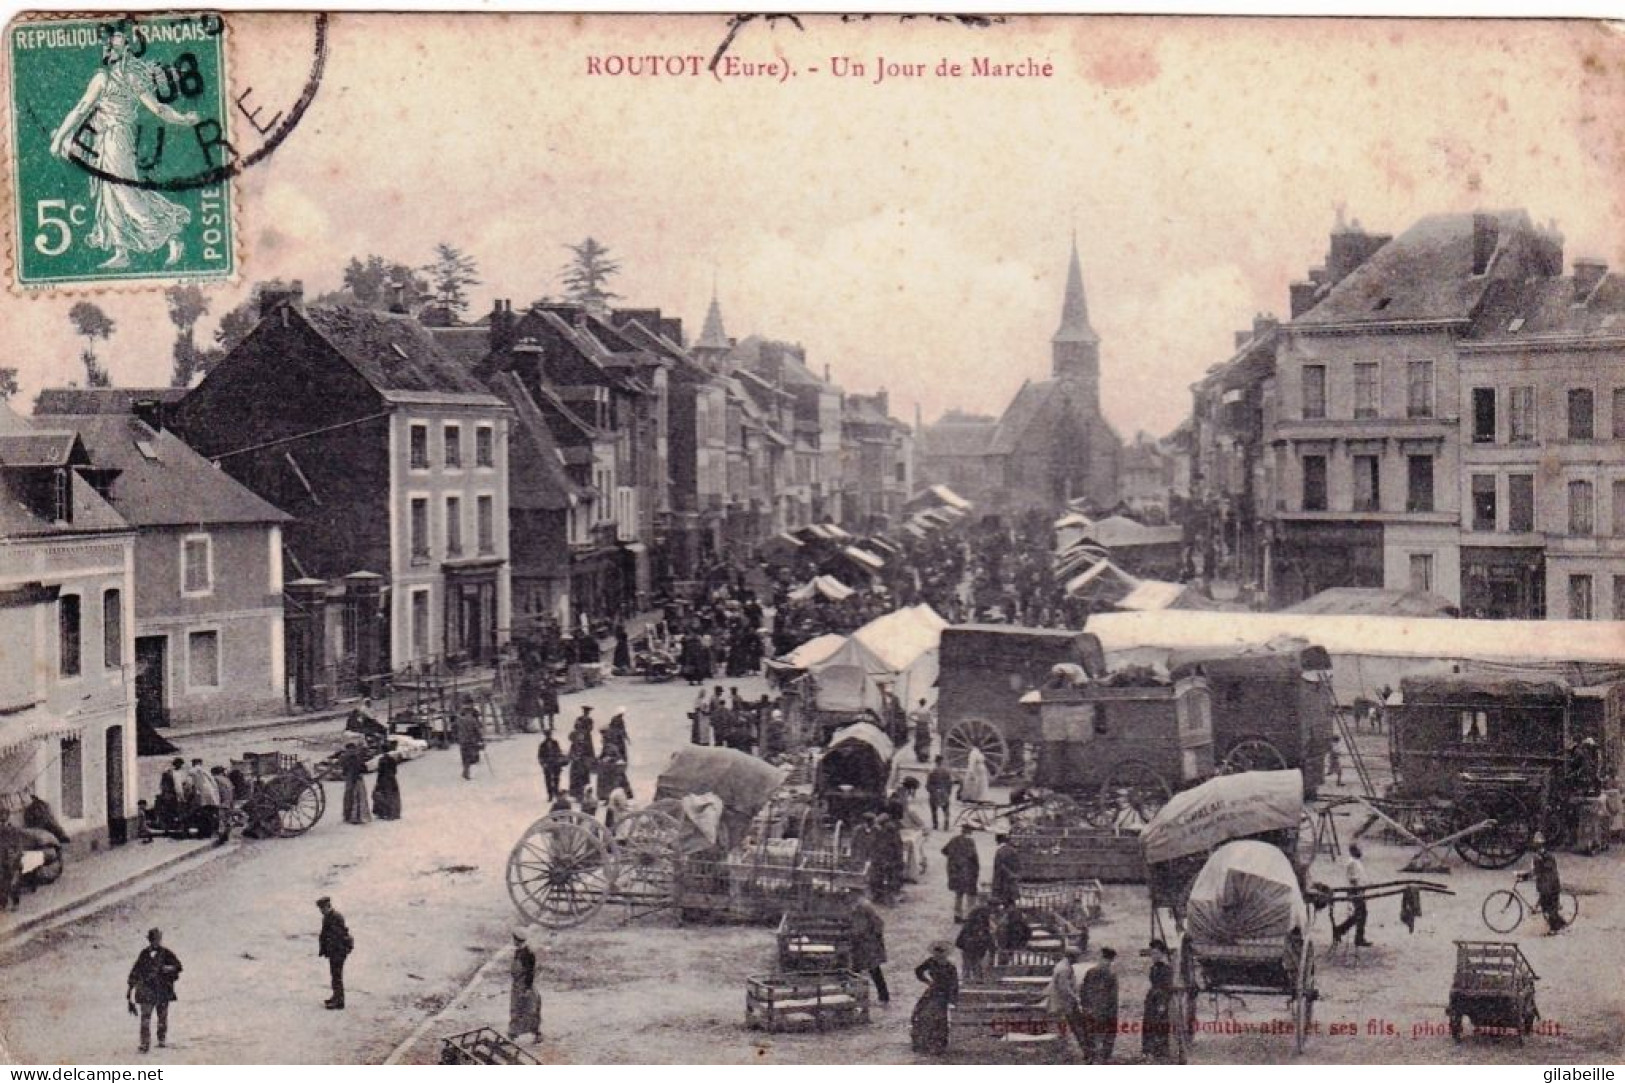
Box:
[278,778,325,837]
[1480,889,1525,934]
[1221,738,1288,775]
[1454,792,1535,870]
[943,719,1010,781]
[612,808,684,907]
[1292,939,1316,1054]
[1099,759,1173,825]
[507,811,615,928]
[1448,1012,1463,1043]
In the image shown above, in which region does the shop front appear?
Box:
[1461,547,1546,620]
[1270,520,1384,608]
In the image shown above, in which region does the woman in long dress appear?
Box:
[960,746,991,803]
[341,745,371,825]
[507,929,542,1043]
[910,942,959,1055]
[371,752,402,820]
[48,30,200,269]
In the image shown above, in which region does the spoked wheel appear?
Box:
[1221,738,1288,774]
[943,719,1010,781]
[954,803,1002,832]
[612,807,684,908]
[507,811,616,928]
[1480,889,1524,934]
[1556,890,1579,929]
[1454,792,1535,869]
[1291,938,1316,1054]
[277,777,325,837]
[1097,760,1173,827]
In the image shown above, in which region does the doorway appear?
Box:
[135,636,168,728]
[105,726,127,845]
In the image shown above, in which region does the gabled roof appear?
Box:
[35,414,289,527]
[920,416,996,458]
[0,470,128,537]
[487,373,588,512]
[0,431,87,468]
[297,306,498,398]
[986,380,1050,455]
[1293,210,1537,328]
[32,387,186,416]
[529,309,650,395]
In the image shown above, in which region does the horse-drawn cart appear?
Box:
[1141,770,1317,1061]
[231,751,327,838]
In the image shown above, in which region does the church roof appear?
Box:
[1053,235,1099,345]
[986,380,1053,454]
[920,416,997,457]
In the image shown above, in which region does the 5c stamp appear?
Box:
[6,13,235,287]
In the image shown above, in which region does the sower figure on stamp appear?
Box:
[127,928,182,1053]
[48,28,199,269]
[316,896,353,1009]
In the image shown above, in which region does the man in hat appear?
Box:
[1047,942,1086,1060]
[941,822,980,921]
[955,896,997,982]
[156,758,185,835]
[602,708,630,763]
[1518,835,1567,932]
[991,833,1022,907]
[849,890,890,1004]
[925,755,954,830]
[126,928,182,1053]
[456,702,485,781]
[1077,947,1120,1063]
[185,758,220,839]
[508,927,541,1042]
[316,897,353,1009]
[1142,939,1174,1062]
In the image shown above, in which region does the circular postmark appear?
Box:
[6,11,327,284]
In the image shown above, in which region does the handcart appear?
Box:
[1448,940,1539,1044]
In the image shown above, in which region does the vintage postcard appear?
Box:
[1,10,1623,1070]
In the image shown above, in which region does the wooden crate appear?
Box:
[777,913,855,973]
[1017,880,1104,928]
[439,1027,541,1065]
[949,984,1067,1059]
[746,971,871,1033]
[1011,827,1146,883]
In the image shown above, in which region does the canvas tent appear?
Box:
[787,575,855,603]
[1088,610,1625,704]
[810,604,947,712]
[1065,558,1191,612]
[908,484,972,513]
[1185,840,1308,944]
[1285,588,1459,619]
[769,632,847,674]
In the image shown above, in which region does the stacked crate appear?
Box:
[1011,826,1146,883]
[745,971,873,1033]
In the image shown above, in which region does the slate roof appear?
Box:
[298,306,497,397]
[32,387,186,415]
[920,416,997,457]
[1293,210,1536,327]
[35,414,289,527]
[0,431,86,468]
[426,325,494,369]
[488,373,587,513]
[986,380,1054,455]
[1466,272,1625,342]
[0,470,128,537]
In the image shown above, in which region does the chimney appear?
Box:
[1472,213,1500,276]
[489,299,516,353]
[132,397,166,432]
[1289,281,1318,319]
[1253,313,1278,337]
[1573,257,1608,301]
[876,388,888,415]
[387,279,409,315]
[1327,223,1390,287]
[258,280,304,319]
[823,364,831,383]
[1234,330,1252,350]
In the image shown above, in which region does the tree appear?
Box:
[164,284,212,387]
[342,255,431,310]
[0,368,19,402]
[560,237,621,311]
[423,244,480,318]
[68,301,115,387]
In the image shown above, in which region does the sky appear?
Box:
[3,13,1624,439]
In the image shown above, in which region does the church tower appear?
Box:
[1051,234,1100,409]
[692,286,732,372]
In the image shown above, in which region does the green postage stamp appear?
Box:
[6,13,234,288]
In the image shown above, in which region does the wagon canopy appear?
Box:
[818,722,895,792]
[654,746,788,819]
[810,604,947,710]
[769,632,847,674]
[1141,769,1304,867]
[1186,840,1307,945]
[1167,641,1332,681]
[1400,673,1570,704]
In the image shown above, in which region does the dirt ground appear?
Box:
[3,674,1621,1064]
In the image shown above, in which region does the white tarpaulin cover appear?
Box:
[788,575,855,602]
[811,605,947,712]
[773,632,847,671]
[1089,610,1625,704]
[1186,840,1307,945]
[1141,770,1304,866]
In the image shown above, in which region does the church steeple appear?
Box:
[1053,232,1098,347]
[694,282,731,359]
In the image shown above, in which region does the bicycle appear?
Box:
[1480,875,1578,934]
